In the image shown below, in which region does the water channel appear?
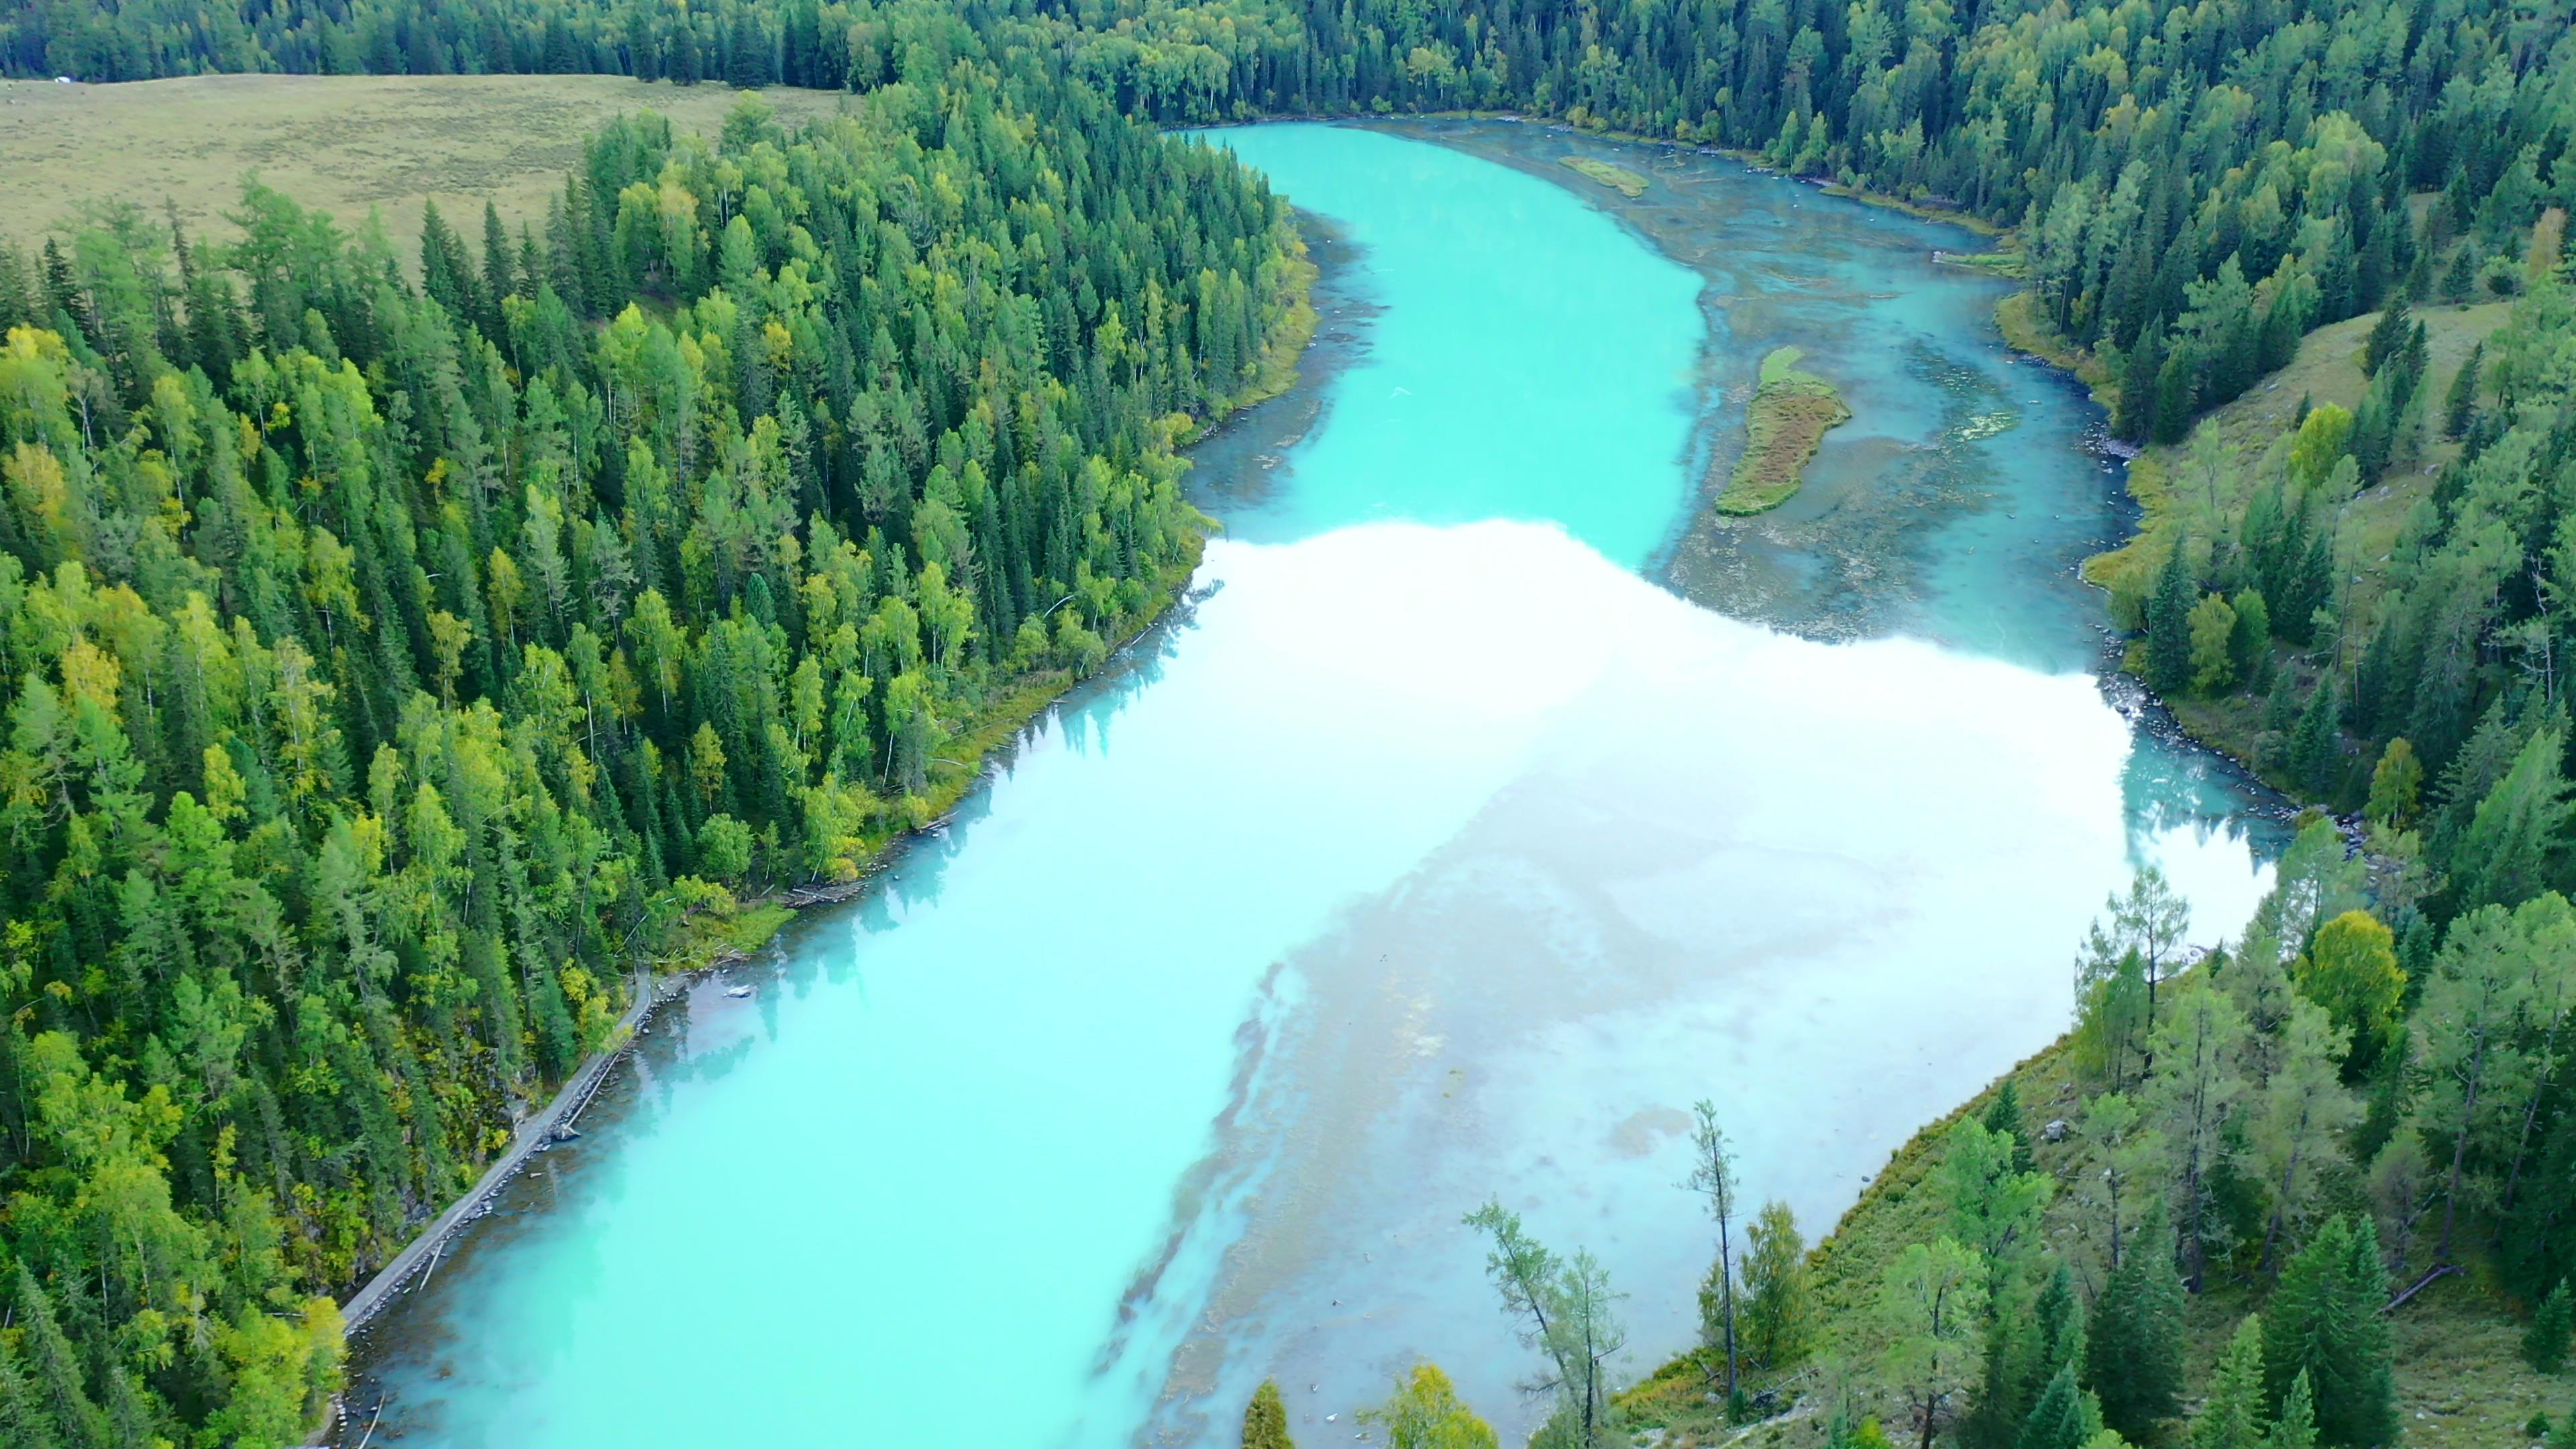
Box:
[340,121,2282,1448]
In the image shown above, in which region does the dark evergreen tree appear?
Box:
[2264,1216,2399,1449]
[669,17,700,85]
[2085,1209,2186,1440]
[2445,342,2484,439]
[2014,1364,2092,1449]
[480,199,515,337]
[2528,1280,2574,1375]
[1982,1077,2037,1177]
[2290,681,2343,800]
[2361,300,2412,377]
[2146,531,2196,696]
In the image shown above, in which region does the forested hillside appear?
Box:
[0,15,1302,1441]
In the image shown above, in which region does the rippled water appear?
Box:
[341,123,2275,1449]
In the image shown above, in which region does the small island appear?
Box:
[1712,345,1854,514]
[1559,154,1650,197]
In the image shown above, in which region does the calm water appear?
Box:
[341,124,2274,1448]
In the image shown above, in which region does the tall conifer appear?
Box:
[2085,1209,2185,1439]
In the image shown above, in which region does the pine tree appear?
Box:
[2086,1209,2185,1440]
[670,18,701,84]
[2033,1260,2086,1383]
[2272,1371,2320,1449]
[2360,300,2411,377]
[2442,247,2476,301]
[2192,1317,2266,1449]
[10,1265,103,1449]
[1241,1379,1293,1448]
[0,1338,64,1449]
[2116,320,2167,441]
[481,199,515,336]
[2444,342,2483,439]
[1984,1077,2038,1176]
[419,199,480,323]
[2289,682,2341,800]
[2146,531,2196,696]
[2263,1216,2398,1448]
[2016,1364,2094,1449]
[2528,1279,2575,1375]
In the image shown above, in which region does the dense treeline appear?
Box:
[0,17,1300,1441]
[15,0,2573,450]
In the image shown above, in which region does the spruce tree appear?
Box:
[2192,1317,2266,1449]
[2146,531,2196,697]
[2360,300,2410,377]
[2263,1216,2398,1448]
[2086,1208,2186,1440]
[2289,682,2341,800]
[0,1339,64,1449]
[2272,1371,2320,1449]
[1984,1078,2038,1176]
[2016,1364,2094,1449]
[2528,1279,2575,1375]
[670,18,701,83]
[1241,1379,1293,1449]
[10,1265,101,1449]
[481,199,515,336]
[2116,321,2167,441]
[2442,247,2476,301]
[419,199,480,324]
[2033,1260,2086,1383]
[2444,343,2483,439]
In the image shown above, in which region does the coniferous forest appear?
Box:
[0,13,1301,1440]
[7,0,2576,1446]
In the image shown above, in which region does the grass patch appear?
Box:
[1939,250,2025,278]
[1813,181,2006,237]
[1713,346,1853,515]
[1560,154,1652,197]
[1995,291,2116,407]
[0,73,847,262]
[645,900,798,975]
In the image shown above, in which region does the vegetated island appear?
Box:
[1560,154,1651,197]
[1713,346,1854,515]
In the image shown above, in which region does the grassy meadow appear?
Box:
[0,73,847,260]
[1560,154,1652,197]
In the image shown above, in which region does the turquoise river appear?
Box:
[339,122,2282,1447]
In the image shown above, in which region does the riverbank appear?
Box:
[1617,1006,2566,1449]
[314,538,1215,1442]
[313,230,1315,1436]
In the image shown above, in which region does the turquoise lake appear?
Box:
[340,123,2279,1447]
